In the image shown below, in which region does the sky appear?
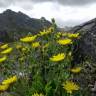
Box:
[0,0,96,27]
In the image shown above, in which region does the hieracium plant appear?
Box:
[0,19,82,96]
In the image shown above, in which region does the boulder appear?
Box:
[70,18,96,61]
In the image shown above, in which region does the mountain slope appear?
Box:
[0,9,52,42]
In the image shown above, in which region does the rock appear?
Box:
[70,18,96,61]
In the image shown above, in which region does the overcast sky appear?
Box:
[0,0,96,27]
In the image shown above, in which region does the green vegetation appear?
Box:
[0,22,86,96]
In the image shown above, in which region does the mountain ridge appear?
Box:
[0,9,52,42]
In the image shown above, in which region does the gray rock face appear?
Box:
[70,19,96,95]
[71,18,96,61]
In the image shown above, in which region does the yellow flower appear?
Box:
[56,32,62,37]
[68,33,79,38]
[19,57,25,62]
[48,27,54,32]
[2,75,17,85]
[57,32,62,35]
[39,30,49,36]
[32,42,40,48]
[0,56,7,63]
[57,38,72,45]
[21,47,29,53]
[50,53,65,62]
[1,47,13,54]
[32,93,44,96]
[16,44,22,49]
[20,35,37,42]
[62,33,67,37]
[70,67,82,73]
[22,47,27,52]
[43,43,49,48]
[62,81,79,94]
[0,44,8,49]
[68,52,72,56]
[55,32,62,38]
[0,84,9,91]
[38,27,53,36]
[42,43,49,52]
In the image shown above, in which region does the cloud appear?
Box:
[0,0,13,8]
[2,1,96,27]
[0,0,96,27]
[0,0,96,8]
[31,0,96,6]
[56,0,96,6]
[56,20,80,27]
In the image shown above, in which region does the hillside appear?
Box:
[0,9,52,42]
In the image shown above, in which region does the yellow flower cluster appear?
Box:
[0,43,13,63]
[50,53,65,62]
[62,81,79,94]
[0,27,81,94]
[67,33,79,38]
[56,32,79,39]
[32,93,44,96]
[20,35,37,42]
[0,75,17,91]
[38,27,53,36]
[57,38,72,45]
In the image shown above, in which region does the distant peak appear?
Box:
[3,9,14,13]
[18,11,24,14]
[2,9,30,19]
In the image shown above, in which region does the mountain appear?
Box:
[0,9,52,42]
[70,18,96,62]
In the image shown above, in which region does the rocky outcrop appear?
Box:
[70,19,96,96]
[71,18,96,61]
